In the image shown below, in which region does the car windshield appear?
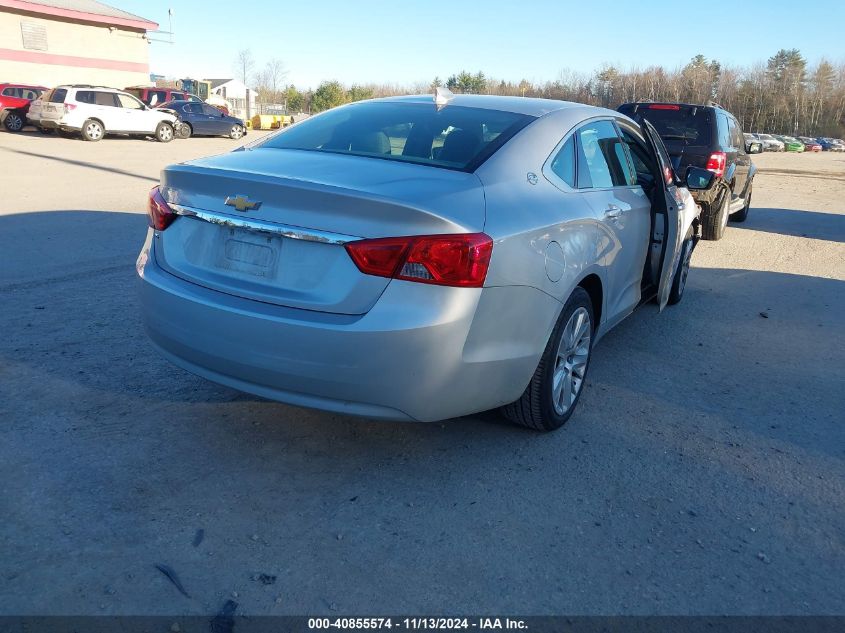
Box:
[259,101,535,171]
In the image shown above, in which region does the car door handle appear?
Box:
[604,205,623,219]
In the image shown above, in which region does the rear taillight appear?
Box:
[705,151,727,178]
[345,233,493,288]
[147,186,176,230]
[63,103,76,113]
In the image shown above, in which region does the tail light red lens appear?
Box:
[346,233,493,288]
[705,152,727,178]
[63,103,76,113]
[147,186,176,231]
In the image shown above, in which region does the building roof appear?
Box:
[206,78,236,89]
[0,0,158,30]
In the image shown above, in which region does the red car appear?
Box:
[0,83,47,132]
[798,137,822,152]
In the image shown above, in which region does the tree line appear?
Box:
[236,49,845,137]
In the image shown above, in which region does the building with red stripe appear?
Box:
[0,0,158,89]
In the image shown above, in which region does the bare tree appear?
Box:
[234,49,255,86]
[264,58,286,103]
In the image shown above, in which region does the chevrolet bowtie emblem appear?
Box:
[224,195,261,212]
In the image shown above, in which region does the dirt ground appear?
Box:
[0,131,843,616]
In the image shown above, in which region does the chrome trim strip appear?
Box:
[169,204,359,245]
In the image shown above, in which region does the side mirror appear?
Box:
[685,166,716,191]
[746,141,762,154]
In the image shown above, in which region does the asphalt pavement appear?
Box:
[1,131,843,616]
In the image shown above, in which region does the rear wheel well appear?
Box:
[577,274,602,332]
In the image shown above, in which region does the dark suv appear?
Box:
[617,102,759,240]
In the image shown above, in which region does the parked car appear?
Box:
[752,133,785,152]
[157,100,246,139]
[617,101,758,240]
[0,83,47,131]
[124,86,202,108]
[774,135,805,152]
[137,94,711,430]
[798,137,822,152]
[815,137,840,151]
[27,85,179,142]
[832,139,845,152]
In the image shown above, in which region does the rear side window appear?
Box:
[202,104,221,116]
[2,87,18,97]
[77,91,116,106]
[148,90,168,105]
[48,88,67,103]
[549,136,576,187]
[261,102,535,172]
[575,120,632,189]
[717,113,730,148]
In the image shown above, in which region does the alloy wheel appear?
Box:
[5,113,23,132]
[86,122,103,140]
[552,307,591,415]
[231,125,243,139]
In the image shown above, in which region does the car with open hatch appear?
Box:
[27,85,179,142]
[137,93,714,430]
[617,101,758,240]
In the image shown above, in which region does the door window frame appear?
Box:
[543,116,645,193]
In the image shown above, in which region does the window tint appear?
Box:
[717,113,730,148]
[575,120,631,189]
[618,128,654,183]
[185,103,203,114]
[729,118,743,149]
[549,135,576,187]
[621,105,711,143]
[2,87,17,96]
[146,90,167,106]
[202,104,221,116]
[262,102,535,171]
[48,88,67,103]
[118,94,144,109]
[77,90,114,106]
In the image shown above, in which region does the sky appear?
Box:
[118,0,845,89]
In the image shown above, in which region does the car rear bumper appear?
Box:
[137,231,558,422]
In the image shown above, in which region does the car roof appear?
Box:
[1,83,47,89]
[365,93,605,118]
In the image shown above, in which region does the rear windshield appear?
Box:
[47,88,67,103]
[260,101,535,171]
[618,104,712,144]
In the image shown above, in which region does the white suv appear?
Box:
[27,85,179,142]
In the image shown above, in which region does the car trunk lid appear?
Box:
[154,148,486,315]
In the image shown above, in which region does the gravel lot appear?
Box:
[1,131,843,616]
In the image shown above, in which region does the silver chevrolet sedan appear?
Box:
[137,93,712,430]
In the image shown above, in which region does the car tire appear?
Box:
[700,187,730,241]
[668,236,694,306]
[155,122,174,143]
[3,111,25,132]
[501,287,594,432]
[177,123,192,139]
[81,119,104,142]
[730,182,751,223]
[229,124,244,140]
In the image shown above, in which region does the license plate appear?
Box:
[219,230,279,277]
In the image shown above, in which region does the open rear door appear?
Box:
[641,119,684,311]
